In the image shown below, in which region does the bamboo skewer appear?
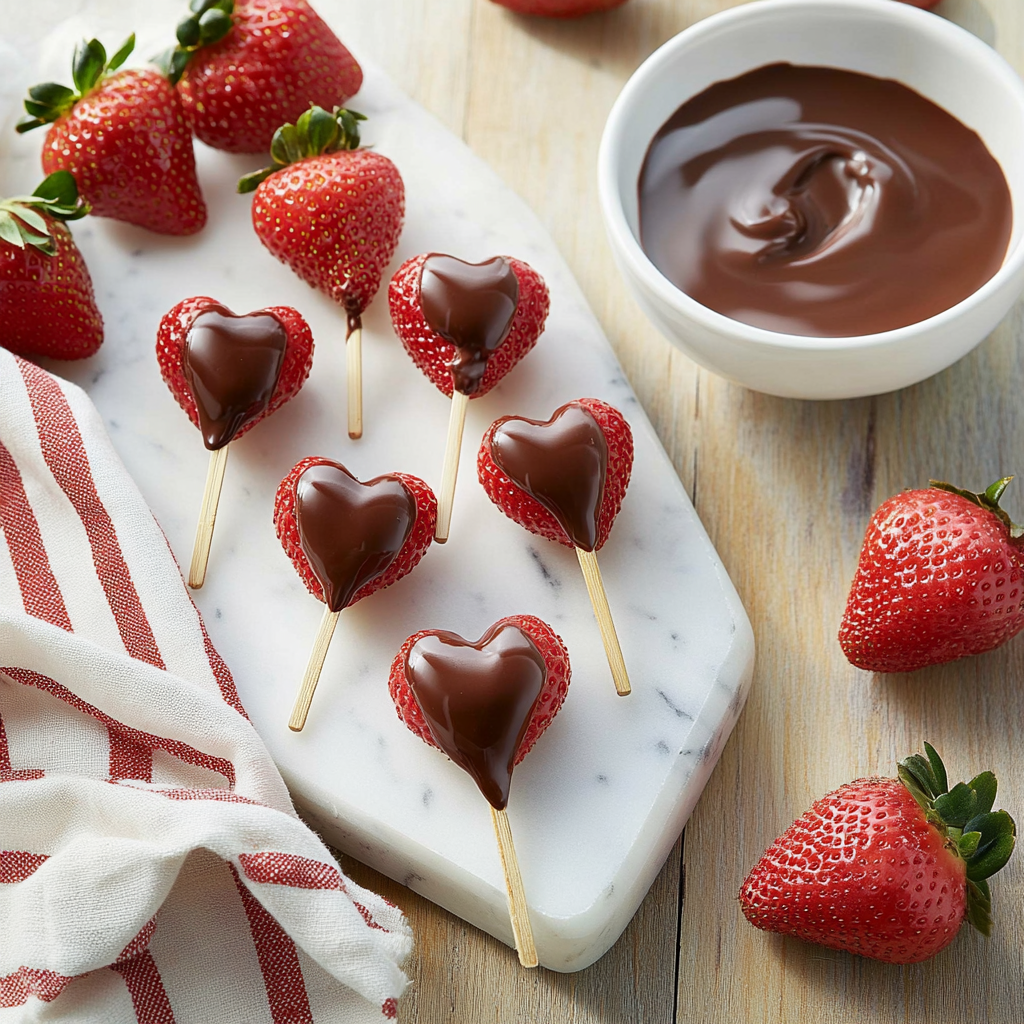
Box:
[435,390,470,543]
[347,325,363,440]
[490,806,538,968]
[188,445,230,590]
[576,547,631,696]
[289,606,341,731]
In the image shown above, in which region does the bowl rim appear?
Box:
[597,0,1024,353]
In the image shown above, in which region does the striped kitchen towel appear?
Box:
[0,348,411,1023]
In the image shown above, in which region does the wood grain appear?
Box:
[330,1,1024,1021]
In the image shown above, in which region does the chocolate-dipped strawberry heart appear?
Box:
[478,398,633,551]
[275,457,437,612]
[388,253,550,399]
[157,296,314,450]
[389,615,570,809]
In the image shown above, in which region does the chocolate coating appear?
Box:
[419,254,520,395]
[638,64,1012,337]
[491,403,609,551]
[405,623,546,809]
[183,306,287,450]
[295,462,416,613]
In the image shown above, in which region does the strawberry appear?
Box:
[388,253,550,399]
[156,295,313,447]
[274,457,436,612]
[388,615,571,809]
[490,0,628,15]
[17,36,206,236]
[162,0,363,154]
[839,478,1024,673]
[239,106,404,337]
[0,171,102,361]
[477,398,633,552]
[739,744,1016,964]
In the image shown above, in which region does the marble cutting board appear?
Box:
[0,1,755,971]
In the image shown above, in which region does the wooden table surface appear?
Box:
[328,2,1024,1021]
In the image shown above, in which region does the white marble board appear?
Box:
[0,1,755,971]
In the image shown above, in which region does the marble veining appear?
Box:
[0,1,755,971]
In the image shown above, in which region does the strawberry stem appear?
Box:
[0,172,89,256]
[930,477,1024,539]
[237,106,368,193]
[897,743,1016,936]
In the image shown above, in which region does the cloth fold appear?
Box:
[0,350,411,1023]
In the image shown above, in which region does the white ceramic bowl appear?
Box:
[598,0,1024,400]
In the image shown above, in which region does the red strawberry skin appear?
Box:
[274,456,437,607]
[477,398,633,550]
[156,296,313,440]
[177,0,363,155]
[388,614,571,765]
[839,488,1024,673]
[251,150,404,320]
[739,778,967,964]
[0,220,103,360]
[491,0,628,14]
[388,254,550,399]
[41,70,206,236]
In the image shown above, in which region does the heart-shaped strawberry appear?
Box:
[478,398,634,551]
[389,615,570,809]
[157,296,313,449]
[275,457,437,612]
[388,253,550,398]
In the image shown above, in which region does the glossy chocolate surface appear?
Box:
[419,254,520,395]
[184,306,287,450]
[638,64,1012,337]
[491,403,609,551]
[405,622,547,810]
[295,462,416,613]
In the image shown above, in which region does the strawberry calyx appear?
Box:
[930,476,1024,539]
[156,0,235,85]
[237,106,367,193]
[0,172,89,255]
[897,743,1016,936]
[16,35,137,133]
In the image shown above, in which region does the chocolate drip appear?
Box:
[419,254,520,395]
[637,64,1012,337]
[295,462,416,613]
[492,403,609,551]
[405,623,546,810]
[183,306,287,450]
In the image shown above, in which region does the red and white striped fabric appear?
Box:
[0,349,411,1023]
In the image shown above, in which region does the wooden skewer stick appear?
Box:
[347,325,363,440]
[435,390,470,543]
[188,445,230,590]
[289,606,341,732]
[576,547,631,696]
[490,806,538,968]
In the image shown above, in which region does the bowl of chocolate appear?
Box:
[598,0,1024,399]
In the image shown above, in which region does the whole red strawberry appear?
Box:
[18,36,206,236]
[163,0,363,154]
[388,253,550,399]
[739,744,1016,964]
[478,398,633,551]
[490,0,628,15]
[239,106,403,336]
[156,295,314,448]
[0,172,102,361]
[274,457,436,612]
[388,615,571,809]
[840,478,1024,673]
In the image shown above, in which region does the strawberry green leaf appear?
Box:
[73,38,107,95]
[107,34,136,72]
[924,741,947,793]
[198,7,232,44]
[28,82,75,107]
[33,170,79,209]
[0,214,26,248]
[967,771,997,816]
[966,878,992,935]
[176,16,202,47]
[964,810,1016,882]
[958,830,982,858]
[11,205,48,235]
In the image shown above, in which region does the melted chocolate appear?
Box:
[183,306,287,450]
[638,64,1012,337]
[419,254,520,395]
[405,622,546,810]
[295,462,416,613]
[491,403,608,551]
